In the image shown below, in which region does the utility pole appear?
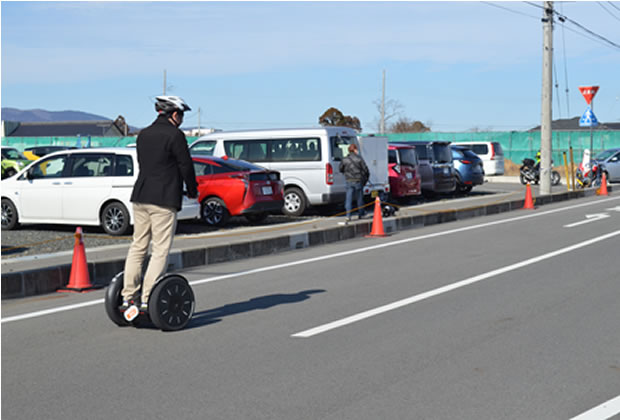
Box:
[380,70,386,134]
[540,1,554,195]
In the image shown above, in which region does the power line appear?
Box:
[607,1,620,12]
[597,1,620,22]
[559,2,571,118]
[525,1,620,50]
[481,2,539,19]
[553,58,563,119]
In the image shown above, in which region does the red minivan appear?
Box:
[388,144,421,200]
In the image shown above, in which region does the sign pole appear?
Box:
[589,97,594,154]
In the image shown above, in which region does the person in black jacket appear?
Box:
[121,95,198,316]
[339,143,369,222]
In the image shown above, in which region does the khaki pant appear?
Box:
[122,203,177,303]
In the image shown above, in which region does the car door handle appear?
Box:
[52,182,62,185]
[63,182,73,185]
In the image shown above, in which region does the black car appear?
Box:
[395,141,456,195]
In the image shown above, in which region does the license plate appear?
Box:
[443,167,449,175]
[406,172,413,179]
[262,186,273,195]
[371,190,379,198]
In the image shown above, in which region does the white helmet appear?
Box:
[155,95,191,114]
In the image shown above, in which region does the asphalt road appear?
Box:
[2,194,620,420]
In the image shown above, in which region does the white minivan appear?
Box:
[453,141,505,176]
[1,148,200,235]
[189,127,360,216]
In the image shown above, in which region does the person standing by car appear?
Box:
[339,143,369,222]
[122,95,198,316]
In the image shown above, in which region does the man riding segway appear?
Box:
[105,95,198,331]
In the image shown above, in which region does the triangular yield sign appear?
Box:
[578,86,599,105]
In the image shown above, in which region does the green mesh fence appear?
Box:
[381,131,620,165]
[1,136,201,151]
[3,132,619,166]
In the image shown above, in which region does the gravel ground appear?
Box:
[1,214,310,260]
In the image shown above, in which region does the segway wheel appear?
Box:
[148,274,195,331]
[104,272,131,327]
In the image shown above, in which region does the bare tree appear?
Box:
[372,98,404,133]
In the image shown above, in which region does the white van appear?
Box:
[1,148,200,235]
[453,141,505,176]
[189,127,360,216]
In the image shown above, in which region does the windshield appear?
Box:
[2,148,26,160]
[399,148,418,167]
[412,145,428,159]
[432,143,452,164]
[594,149,618,161]
[330,135,357,161]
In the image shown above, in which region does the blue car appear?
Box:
[451,146,485,193]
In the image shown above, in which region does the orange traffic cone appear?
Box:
[596,173,609,196]
[58,227,99,293]
[365,197,390,237]
[523,183,535,210]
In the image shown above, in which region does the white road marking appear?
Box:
[570,394,620,420]
[564,213,611,228]
[1,299,104,323]
[292,229,620,338]
[2,196,619,325]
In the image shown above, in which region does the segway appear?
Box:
[105,271,195,331]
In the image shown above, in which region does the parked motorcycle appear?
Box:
[575,149,601,189]
[576,160,601,188]
[519,158,561,186]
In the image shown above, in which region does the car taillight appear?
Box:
[490,144,496,160]
[326,163,334,185]
[461,159,472,164]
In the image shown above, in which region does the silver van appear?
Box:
[453,141,505,176]
[189,127,360,216]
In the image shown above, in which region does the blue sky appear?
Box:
[2,1,619,133]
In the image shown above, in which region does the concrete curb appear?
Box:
[1,188,599,299]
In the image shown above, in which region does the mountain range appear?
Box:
[1,107,112,123]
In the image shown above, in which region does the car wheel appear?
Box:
[1,198,19,230]
[101,202,130,236]
[245,212,268,223]
[4,168,17,179]
[283,187,306,217]
[201,197,230,227]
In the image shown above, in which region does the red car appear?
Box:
[388,144,421,201]
[192,156,284,226]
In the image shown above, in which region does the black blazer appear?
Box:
[130,115,198,211]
